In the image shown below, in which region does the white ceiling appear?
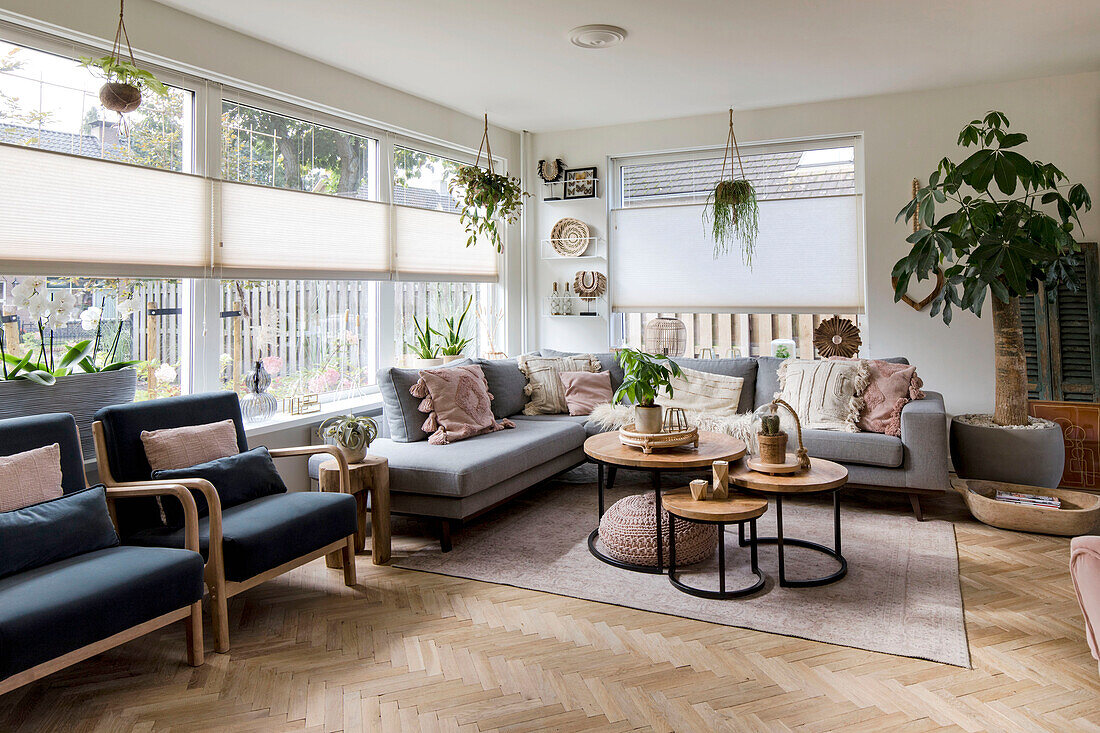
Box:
[153,0,1100,132]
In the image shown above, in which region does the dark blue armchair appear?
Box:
[0,413,205,695]
[92,392,358,653]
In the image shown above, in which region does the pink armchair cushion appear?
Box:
[1071,535,1100,672]
[411,364,515,445]
[0,443,64,512]
[140,419,240,471]
[559,370,613,416]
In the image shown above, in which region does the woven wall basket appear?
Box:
[599,493,717,566]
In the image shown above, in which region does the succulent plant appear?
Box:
[759,414,781,436]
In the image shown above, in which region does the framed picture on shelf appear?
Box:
[563,166,598,199]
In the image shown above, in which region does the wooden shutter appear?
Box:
[1020,288,1051,400]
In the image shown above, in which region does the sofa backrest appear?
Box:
[377,359,472,442]
[668,357,758,413]
[0,413,86,494]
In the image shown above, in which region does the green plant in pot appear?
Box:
[614,347,684,434]
[703,109,759,266]
[318,414,378,464]
[891,111,1091,488]
[80,2,168,114]
[405,314,442,368]
[438,297,473,362]
[449,115,527,253]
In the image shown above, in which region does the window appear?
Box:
[393,145,461,212]
[395,281,502,361]
[0,275,184,400]
[221,101,376,198]
[220,279,377,400]
[1,40,194,172]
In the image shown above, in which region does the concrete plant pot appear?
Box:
[950,415,1065,489]
[634,404,663,434]
[407,358,444,369]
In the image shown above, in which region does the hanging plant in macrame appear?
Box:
[79,0,168,114]
[449,114,528,253]
[703,109,760,265]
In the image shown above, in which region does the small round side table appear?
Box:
[663,489,769,599]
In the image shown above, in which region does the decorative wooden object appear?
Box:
[618,423,700,454]
[731,457,848,494]
[893,269,945,311]
[712,460,729,500]
[751,398,810,473]
[550,218,591,256]
[319,456,391,565]
[1028,401,1099,490]
[586,430,745,470]
[746,455,802,474]
[960,479,1100,536]
[813,316,861,358]
[690,479,708,501]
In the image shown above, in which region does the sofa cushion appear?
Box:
[413,364,513,445]
[473,358,529,418]
[661,366,744,416]
[559,371,613,416]
[511,413,609,437]
[539,349,625,392]
[152,446,288,526]
[0,486,119,579]
[670,358,758,413]
[519,354,601,415]
[754,356,785,408]
[349,419,587,498]
[800,429,904,468]
[126,492,356,582]
[378,359,472,443]
[0,443,63,512]
[0,545,204,680]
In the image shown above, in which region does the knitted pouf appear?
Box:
[599,493,717,566]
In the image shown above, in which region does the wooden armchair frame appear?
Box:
[92,422,356,653]
[0,470,204,696]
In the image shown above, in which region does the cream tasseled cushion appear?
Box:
[660,366,744,417]
[518,354,601,415]
[777,358,870,432]
[599,493,717,566]
[141,419,240,471]
[0,443,64,511]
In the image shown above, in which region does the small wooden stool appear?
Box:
[318,456,391,566]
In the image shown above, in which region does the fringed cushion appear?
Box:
[777,358,870,432]
[829,357,925,436]
[412,364,515,445]
[599,493,717,567]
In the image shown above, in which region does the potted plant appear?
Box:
[892,111,1092,488]
[449,115,527,253]
[438,297,473,363]
[405,314,442,368]
[704,109,759,265]
[318,414,378,464]
[1,278,141,457]
[613,347,685,434]
[756,413,788,465]
[79,2,168,114]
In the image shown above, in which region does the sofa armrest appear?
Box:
[268,445,350,494]
[899,390,951,491]
[105,483,201,553]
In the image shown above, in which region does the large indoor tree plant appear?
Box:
[892,111,1091,487]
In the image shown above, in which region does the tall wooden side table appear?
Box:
[319,456,391,566]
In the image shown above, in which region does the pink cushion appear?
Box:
[1071,536,1100,673]
[558,371,613,416]
[411,364,515,445]
[832,358,924,436]
[0,443,64,511]
[141,419,240,471]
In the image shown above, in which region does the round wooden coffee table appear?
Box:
[730,457,849,588]
[584,430,746,574]
[663,489,769,599]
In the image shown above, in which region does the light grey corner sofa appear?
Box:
[309,351,950,551]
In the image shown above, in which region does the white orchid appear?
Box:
[10,276,45,304]
[50,291,79,323]
[24,292,51,324]
[154,363,177,384]
[80,306,104,332]
[116,297,137,320]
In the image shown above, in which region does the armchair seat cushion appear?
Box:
[0,546,204,680]
[125,492,357,582]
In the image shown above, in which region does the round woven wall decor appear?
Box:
[813,316,862,358]
[550,217,591,256]
[599,493,717,566]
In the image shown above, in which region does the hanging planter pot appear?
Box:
[80,1,169,115]
[449,114,528,253]
[703,109,760,266]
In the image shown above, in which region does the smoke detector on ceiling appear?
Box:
[569,25,627,49]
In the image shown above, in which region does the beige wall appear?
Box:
[529,71,1100,415]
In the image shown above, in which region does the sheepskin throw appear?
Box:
[518,354,600,415]
[778,358,870,432]
[660,366,744,417]
[411,364,514,445]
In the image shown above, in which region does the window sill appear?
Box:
[243,393,385,439]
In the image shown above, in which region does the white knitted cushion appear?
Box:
[599,493,717,566]
[777,358,870,432]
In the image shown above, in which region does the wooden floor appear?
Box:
[2,487,1098,732]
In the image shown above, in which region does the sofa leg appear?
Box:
[439,519,453,553]
[909,493,924,521]
[342,536,357,586]
[185,601,204,667]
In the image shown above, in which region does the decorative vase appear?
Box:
[690,479,708,501]
[240,360,278,424]
[635,404,663,434]
[757,432,789,465]
[337,442,367,464]
[712,460,729,499]
[950,415,1065,488]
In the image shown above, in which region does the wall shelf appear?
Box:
[541,179,601,202]
[542,294,606,318]
[540,236,605,260]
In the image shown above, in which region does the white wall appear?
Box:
[528,71,1100,415]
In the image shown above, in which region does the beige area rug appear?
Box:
[395,465,971,667]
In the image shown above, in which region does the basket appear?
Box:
[619,423,699,454]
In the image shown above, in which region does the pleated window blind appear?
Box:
[392,204,499,281]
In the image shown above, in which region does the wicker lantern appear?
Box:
[643,317,687,357]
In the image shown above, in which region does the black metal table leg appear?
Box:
[597,462,605,518]
[588,465,668,574]
[740,489,848,588]
[668,517,767,599]
[607,466,618,491]
[653,471,663,574]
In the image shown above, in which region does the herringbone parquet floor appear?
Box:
[2,485,1098,732]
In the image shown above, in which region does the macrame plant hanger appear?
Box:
[720,108,747,184]
[475,113,494,174]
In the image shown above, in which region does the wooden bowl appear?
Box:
[960,479,1100,536]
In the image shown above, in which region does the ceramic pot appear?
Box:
[634,404,663,434]
[757,432,789,465]
[950,416,1065,488]
[407,357,444,369]
[441,354,465,363]
[336,443,367,465]
[0,369,137,459]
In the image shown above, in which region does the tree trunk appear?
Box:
[991,295,1030,426]
[271,118,301,190]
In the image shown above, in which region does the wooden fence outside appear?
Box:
[624,312,859,359]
